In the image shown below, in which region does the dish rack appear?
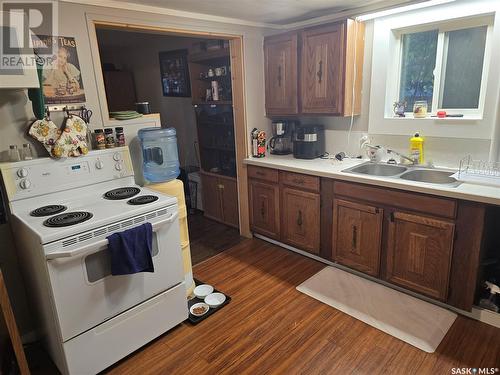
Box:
[455,155,500,186]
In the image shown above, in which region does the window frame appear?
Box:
[389,15,494,118]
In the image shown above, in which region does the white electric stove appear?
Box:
[0,147,188,375]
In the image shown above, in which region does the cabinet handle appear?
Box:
[352,225,357,250]
[260,201,265,217]
[390,212,394,222]
[317,60,323,84]
[277,65,282,87]
[297,210,303,227]
[256,171,265,176]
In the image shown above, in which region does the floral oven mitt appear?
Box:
[29,118,61,154]
[52,115,89,158]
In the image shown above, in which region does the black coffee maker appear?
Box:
[269,121,294,155]
[293,125,325,159]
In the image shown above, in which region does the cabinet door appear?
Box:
[220,177,239,228]
[249,180,280,239]
[201,173,223,222]
[387,212,455,301]
[282,188,320,253]
[332,199,383,276]
[264,33,299,115]
[301,23,345,114]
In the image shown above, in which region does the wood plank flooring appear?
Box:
[187,211,244,265]
[106,238,500,375]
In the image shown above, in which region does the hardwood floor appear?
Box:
[106,238,500,375]
[187,210,244,265]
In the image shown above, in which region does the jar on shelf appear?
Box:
[94,129,106,149]
[115,127,125,147]
[104,128,115,148]
[413,101,428,118]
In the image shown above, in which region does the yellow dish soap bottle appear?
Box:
[410,133,424,164]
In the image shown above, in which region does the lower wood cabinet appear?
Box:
[281,187,320,254]
[386,211,455,301]
[249,180,280,239]
[201,172,239,228]
[332,199,383,276]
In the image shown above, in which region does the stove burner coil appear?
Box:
[127,195,159,205]
[103,187,140,200]
[30,205,67,217]
[43,212,93,227]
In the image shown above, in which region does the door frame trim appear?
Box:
[86,16,251,237]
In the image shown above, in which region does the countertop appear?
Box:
[243,155,500,206]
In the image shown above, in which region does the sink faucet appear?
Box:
[386,149,417,165]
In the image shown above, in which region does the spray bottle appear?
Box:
[479,281,500,312]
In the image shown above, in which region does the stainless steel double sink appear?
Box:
[342,162,461,187]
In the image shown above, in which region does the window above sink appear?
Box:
[368,0,500,140]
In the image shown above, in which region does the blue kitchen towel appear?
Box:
[107,222,154,275]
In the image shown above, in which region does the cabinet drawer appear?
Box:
[280,171,320,192]
[248,166,279,183]
[334,181,457,219]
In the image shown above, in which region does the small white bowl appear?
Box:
[194,284,214,299]
[204,292,226,308]
[190,302,209,317]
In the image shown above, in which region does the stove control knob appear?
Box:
[113,152,122,161]
[95,160,104,169]
[17,168,28,178]
[115,163,123,171]
[20,179,31,189]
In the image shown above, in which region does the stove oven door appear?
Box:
[45,207,184,342]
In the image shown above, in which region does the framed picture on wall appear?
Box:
[159,49,191,97]
[31,35,86,104]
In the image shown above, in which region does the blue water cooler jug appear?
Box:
[138,127,180,182]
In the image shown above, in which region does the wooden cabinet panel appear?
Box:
[201,173,238,228]
[264,33,299,115]
[201,173,223,222]
[334,181,457,219]
[282,188,320,254]
[247,166,279,183]
[249,181,280,239]
[280,171,320,192]
[333,199,383,276]
[386,212,455,301]
[220,177,239,228]
[301,23,344,114]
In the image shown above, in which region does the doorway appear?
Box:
[94,26,246,264]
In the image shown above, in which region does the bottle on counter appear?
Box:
[115,127,125,147]
[94,129,106,150]
[410,132,424,164]
[104,128,115,148]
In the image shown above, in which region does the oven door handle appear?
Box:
[45,212,179,260]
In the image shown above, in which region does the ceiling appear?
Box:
[113,0,418,25]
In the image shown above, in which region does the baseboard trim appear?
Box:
[253,233,500,328]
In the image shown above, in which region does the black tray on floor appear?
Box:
[187,279,231,324]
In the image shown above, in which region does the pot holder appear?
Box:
[52,115,89,158]
[28,118,61,154]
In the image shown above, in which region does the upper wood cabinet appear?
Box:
[333,199,383,277]
[386,212,455,301]
[264,33,299,115]
[263,19,365,117]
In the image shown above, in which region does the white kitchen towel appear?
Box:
[297,266,457,353]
